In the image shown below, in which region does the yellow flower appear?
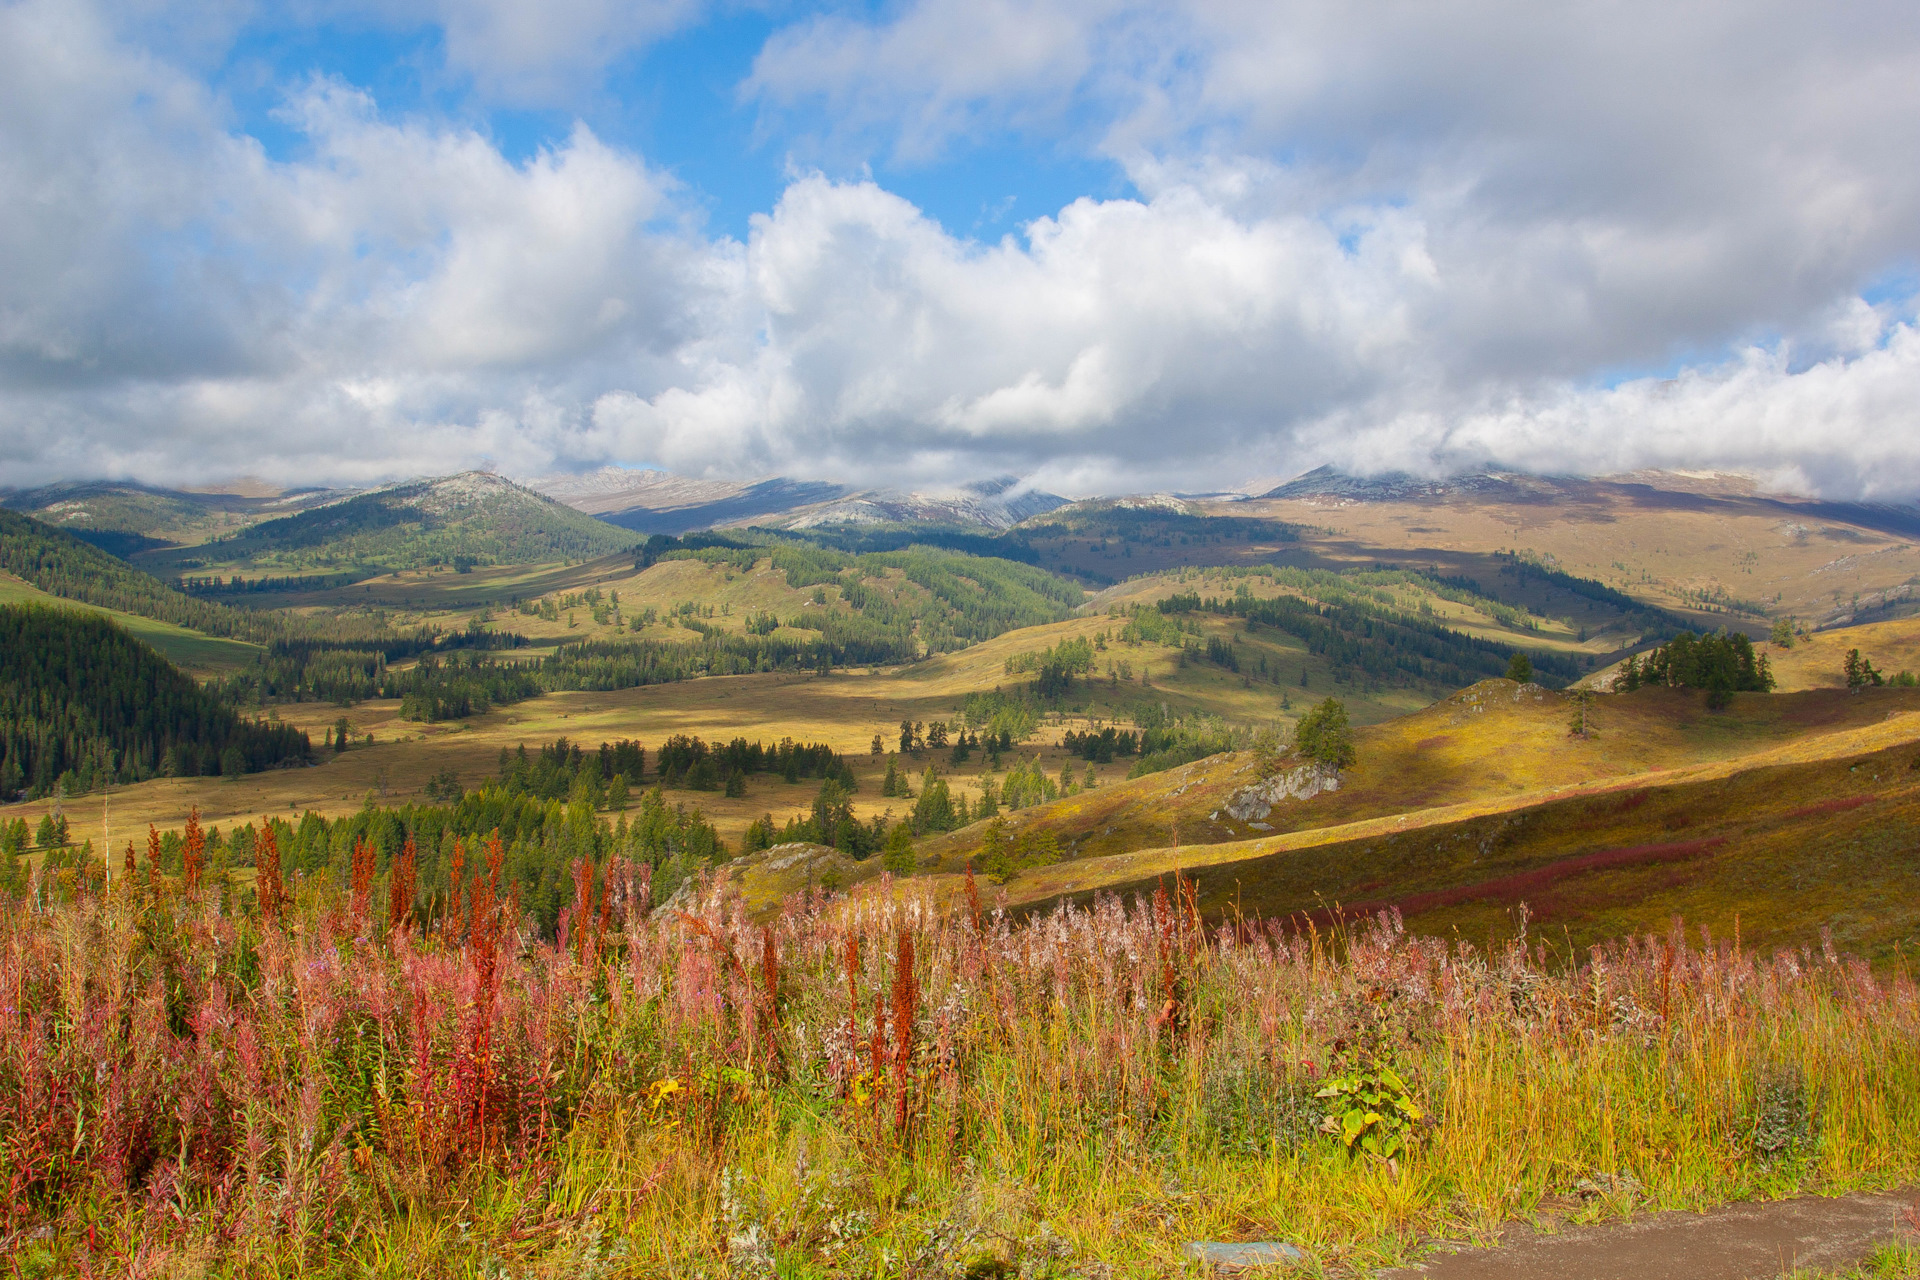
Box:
[646,1077,686,1112]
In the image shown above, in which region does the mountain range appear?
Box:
[524,467,1069,533]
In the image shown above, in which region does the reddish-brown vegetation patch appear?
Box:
[1780,795,1878,821]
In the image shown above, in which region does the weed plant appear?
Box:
[2,861,1917,1276]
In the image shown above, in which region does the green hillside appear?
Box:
[0,509,295,644]
[160,472,636,571]
[0,605,310,800]
[0,572,261,674]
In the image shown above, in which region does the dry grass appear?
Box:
[951,707,1920,963]
[0,667,1135,853]
[904,677,1920,867]
[1767,620,1920,691]
[1231,483,1920,632]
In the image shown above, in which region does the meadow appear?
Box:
[9,489,1920,1275]
[5,859,1917,1277]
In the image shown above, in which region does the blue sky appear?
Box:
[3,0,1920,497]
[208,4,1135,242]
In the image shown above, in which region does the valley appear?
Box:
[6,462,1920,1279]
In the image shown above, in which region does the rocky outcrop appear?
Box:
[1222,763,1341,822]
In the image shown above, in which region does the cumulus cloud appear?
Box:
[2,0,1920,497]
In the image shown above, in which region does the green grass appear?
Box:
[0,571,262,674]
[1791,1243,1920,1279]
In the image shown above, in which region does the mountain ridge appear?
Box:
[526,466,1068,534]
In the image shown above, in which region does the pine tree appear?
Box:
[1567,690,1594,739]
[1293,698,1356,770]
[882,825,915,876]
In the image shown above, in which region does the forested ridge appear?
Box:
[0,509,288,642]
[1152,573,1590,689]
[654,534,1083,654]
[0,606,310,800]
[0,509,404,648]
[192,475,634,570]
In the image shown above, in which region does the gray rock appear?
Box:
[1184,1240,1303,1269]
[1223,763,1341,822]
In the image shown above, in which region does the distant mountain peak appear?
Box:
[526,466,1066,534]
[1259,465,1561,502]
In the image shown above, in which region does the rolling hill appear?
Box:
[0,605,310,799]
[145,472,637,572]
[1234,466,1920,632]
[708,651,1920,961]
[0,479,346,553]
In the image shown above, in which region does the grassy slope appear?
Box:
[988,714,1920,963]
[896,678,1920,865]
[0,571,261,674]
[1090,563,1627,660]
[1767,619,1920,690]
[1233,483,1920,631]
[249,548,1061,656]
[141,474,635,573]
[714,655,1920,958]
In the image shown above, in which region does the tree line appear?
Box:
[1618,630,1773,706]
[0,606,310,801]
[1160,588,1586,689]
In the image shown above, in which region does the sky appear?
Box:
[3,0,1920,499]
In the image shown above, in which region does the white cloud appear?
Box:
[3,0,1920,499]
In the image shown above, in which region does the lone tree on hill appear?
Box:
[1567,689,1595,739]
[1293,697,1355,770]
[1506,652,1534,683]
[1844,648,1883,691]
[1769,618,1795,648]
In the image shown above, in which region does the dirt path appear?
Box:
[1374,1189,1918,1279]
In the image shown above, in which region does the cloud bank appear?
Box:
[2,0,1919,497]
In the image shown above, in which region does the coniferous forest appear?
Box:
[0,605,310,799]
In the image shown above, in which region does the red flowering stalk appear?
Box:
[349,836,375,934]
[568,856,599,967]
[891,929,917,1135]
[255,820,286,925]
[761,926,783,1072]
[388,834,416,936]
[145,824,161,887]
[448,839,467,943]
[181,807,205,894]
[843,932,861,1083]
[457,831,507,1151]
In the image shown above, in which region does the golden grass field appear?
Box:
[1767,616,1920,689]
[0,582,1571,855]
[710,673,1920,962]
[1229,477,1920,632]
[0,658,1138,857]
[983,709,1920,963]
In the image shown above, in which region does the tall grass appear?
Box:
[2,855,1916,1276]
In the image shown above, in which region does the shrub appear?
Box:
[1293,697,1356,770]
